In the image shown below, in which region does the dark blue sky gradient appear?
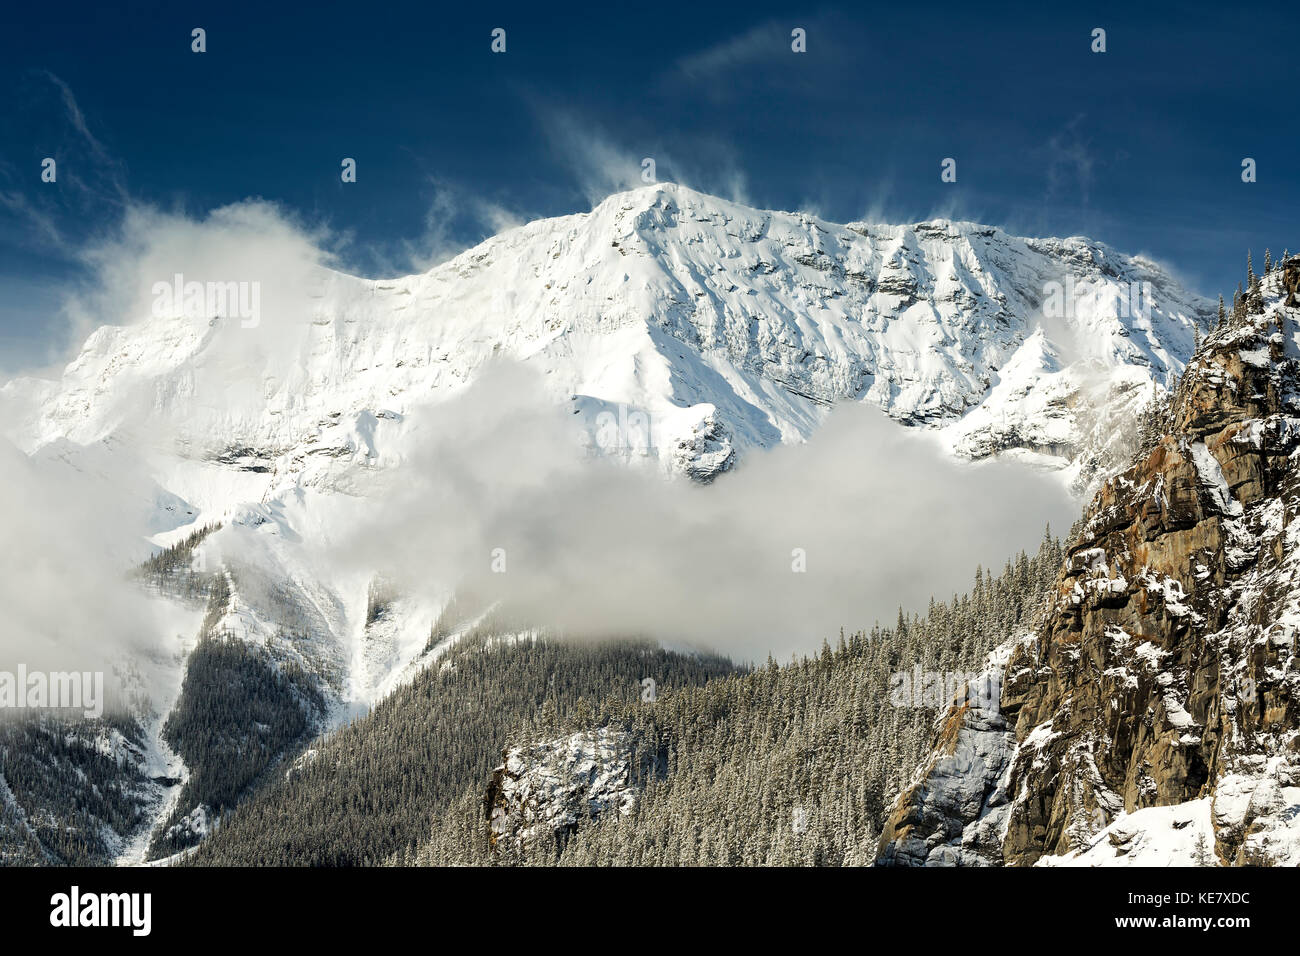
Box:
[1,0,1295,370]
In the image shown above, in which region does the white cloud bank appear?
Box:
[338,362,1075,661]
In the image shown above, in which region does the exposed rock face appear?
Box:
[874,647,1019,866]
[485,728,642,855]
[878,259,1300,866]
[671,414,737,483]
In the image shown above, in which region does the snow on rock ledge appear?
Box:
[1037,799,1217,866]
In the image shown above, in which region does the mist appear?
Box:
[339,362,1076,662]
[0,433,177,710]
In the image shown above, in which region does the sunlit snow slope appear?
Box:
[11,183,1209,481]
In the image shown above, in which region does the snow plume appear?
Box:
[69,199,328,348]
[51,200,337,454]
[535,106,750,208]
[339,363,1076,661]
[402,182,526,273]
[539,109,652,207]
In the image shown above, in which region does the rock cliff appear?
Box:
[878,257,1300,866]
[485,728,643,855]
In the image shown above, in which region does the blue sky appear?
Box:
[1,0,1296,372]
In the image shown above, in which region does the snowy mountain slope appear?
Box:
[7,183,1208,489]
[0,184,1213,857]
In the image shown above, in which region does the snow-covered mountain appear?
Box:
[9,183,1208,485]
[0,183,1214,861]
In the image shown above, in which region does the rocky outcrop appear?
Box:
[874,647,1019,866]
[485,728,642,855]
[878,259,1300,866]
[671,414,736,483]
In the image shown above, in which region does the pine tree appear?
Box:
[1194,831,1213,866]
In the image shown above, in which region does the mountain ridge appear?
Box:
[0,183,1216,862]
[6,183,1210,491]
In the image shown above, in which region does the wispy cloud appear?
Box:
[1042,114,1096,205]
[0,188,69,253]
[674,21,787,82]
[0,72,131,263]
[39,70,131,207]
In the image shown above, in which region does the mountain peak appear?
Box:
[11,181,1211,504]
